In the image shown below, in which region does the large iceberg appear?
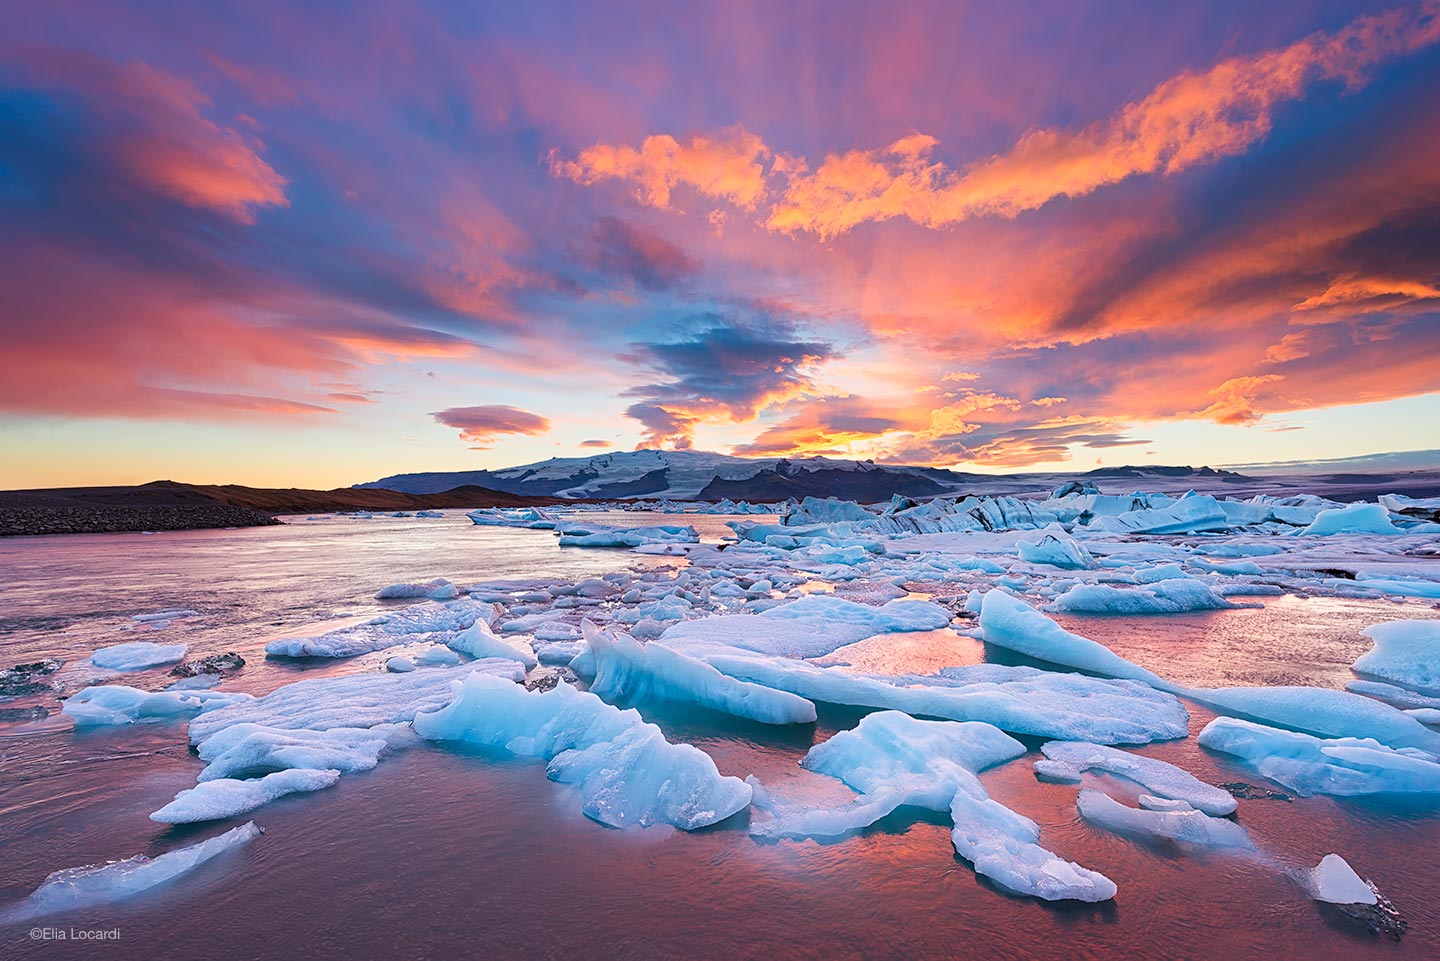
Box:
[1352,621,1440,695]
[414,672,751,829]
[1016,532,1095,569]
[1197,717,1440,796]
[0,823,261,923]
[91,641,188,671]
[583,622,816,725]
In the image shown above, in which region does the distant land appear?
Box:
[5,449,1438,537]
[0,481,569,537]
[359,448,1440,502]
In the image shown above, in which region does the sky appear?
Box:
[2,0,1439,489]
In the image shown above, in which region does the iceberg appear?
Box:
[1016,532,1096,569]
[707,656,1188,744]
[151,769,340,823]
[784,497,876,526]
[662,595,951,660]
[63,685,253,727]
[1197,717,1440,796]
[264,599,499,658]
[759,712,1115,902]
[1352,621,1440,695]
[1300,503,1402,536]
[91,641,188,671]
[977,590,1172,690]
[557,524,699,548]
[448,620,539,668]
[0,822,261,923]
[1076,789,1254,849]
[1186,685,1440,752]
[374,578,460,601]
[414,672,751,829]
[195,723,394,781]
[1034,741,1236,815]
[1290,854,1378,905]
[583,622,816,725]
[1050,579,1237,614]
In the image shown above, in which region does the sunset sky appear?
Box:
[3,1,1438,489]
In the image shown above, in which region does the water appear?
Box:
[1,516,1438,960]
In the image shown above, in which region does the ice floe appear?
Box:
[151,770,340,823]
[1076,789,1254,849]
[1033,741,1236,815]
[413,671,751,829]
[63,685,253,726]
[0,823,261,923]
[91,641,188,671]
[1352,620,1440,695]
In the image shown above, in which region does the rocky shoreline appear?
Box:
[0,504,281,537]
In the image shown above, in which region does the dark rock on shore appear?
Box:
[0,504,280,537]
[1,659,63,698]
[171,652,246,677]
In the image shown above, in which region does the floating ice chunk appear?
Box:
[91,641,188,671]
[1017,533,1095,569]
[1034,742,1236,815]
[151,769,340,823]
[1134,563,1190,584]
[557,524,699,548]
[1290,854,1378,905]
[195,723,394,781]
[448,620,538,668]
[784,497,877,526]
[1353,621,1440,695]
[0,823,261,923]
[1348,577,1440,599]
[264,599,499,658]
[1076,789,1254,849]
[1187,685,1440,752]
[1087,495,1229,535]
[1049,579,1236,615]
[133,609,201,623]
[63,685,253,727]
[415,645,461,667]
[1345,679,1440,711]
[414,672,750,830]
[583,623,815,725]
[1197,717,1440,796]
[768,712,1113,901]
[1300,503,1402,536]
[385,656,416,673]
[707,655,1187,744]
[663,596,951,660]
[950,790,1118,902]
[375,578,459,601]
[978,591,1172,689]
[189,662,519,744]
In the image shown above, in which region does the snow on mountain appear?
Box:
[357,449,950,499]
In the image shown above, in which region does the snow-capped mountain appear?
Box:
[356,449,966,499]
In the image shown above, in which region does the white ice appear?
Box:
[1186,685,1440,752]
[374,578,459,600]
[1197,717,1440,796]
[583,621,816,725]
[1016,532,1096,569]
[63,685,253,726]
[151,769,340,823]
[448,620,539,668]
[1048,579,1236,615]
[1076,789,1254,849]
[0,822,261,924]
[1352,620,1440,695]
[90,641,188,671]
[413,671,751,830]
[1300,503,1402,536]
[1033,741,1236,815]
[1290,854,1378,905]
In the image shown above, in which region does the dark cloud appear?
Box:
[584,217,699,291]
[619,318,836,448]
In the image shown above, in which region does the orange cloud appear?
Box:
[551,126,769,210]
[555,3,1440,239]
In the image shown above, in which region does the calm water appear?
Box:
[1,516,1438,960]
